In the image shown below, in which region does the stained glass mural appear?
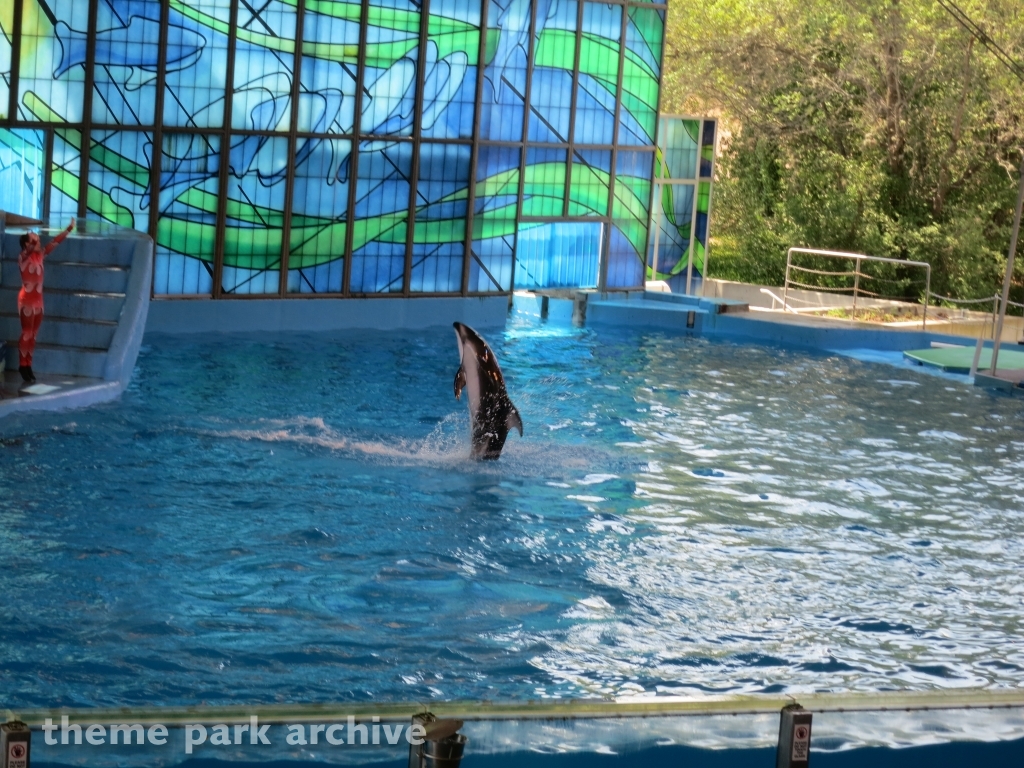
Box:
[1,0,679,297]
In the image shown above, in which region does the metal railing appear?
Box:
[926,291,1024,342]
[784,248,932,330]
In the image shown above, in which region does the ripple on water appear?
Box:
[0,327,1023,706]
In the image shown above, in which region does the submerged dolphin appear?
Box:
[452,322,523,460]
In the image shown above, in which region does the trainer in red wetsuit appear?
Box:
[17,218,75,384]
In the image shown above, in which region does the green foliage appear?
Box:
[665,0,1024,304]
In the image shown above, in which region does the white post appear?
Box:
[650,185,662,286]
[990,154,1024,374]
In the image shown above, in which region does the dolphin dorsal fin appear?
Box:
[507,404,523,436]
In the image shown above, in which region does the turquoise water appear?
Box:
[2,318,1023,708]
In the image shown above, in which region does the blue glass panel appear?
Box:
[515,221,601,289]
[288,138,352,294]
[0,128,45,219]
[618,6,662,146]
[701,119,717,177]
[163,0,231,129]
[91,0,162,125]
[411,142,470,292]
[87,129,153,231]
[568,148,610,217]
[571,2,620,145]
[300,1,360,134]
[523,145,566,217]
[527,0,577,143]
[17,0,89,123]
[49,129,81,224]
[648,181,694,289]
[606,149,652,289]
[421,0,479,139]
[471,144,518,291]
[361,0,421,138]
[155,133,220,295]
[350,138,413,292]
[659,118,699,180]
[480,0,528,141]
[232,1,297,132]
[221,135,288,294]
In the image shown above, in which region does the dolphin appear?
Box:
[452,322,523,460]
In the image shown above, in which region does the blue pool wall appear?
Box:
[145,296,511,334]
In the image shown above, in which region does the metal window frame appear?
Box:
[147,0,172,297]
[598,2,630,294]
[280,0,308,296]
[342,0,371,297]
[6,0,24,125]
[404,0,432,297]
[462,0,489,296]
[76,0,100,221]
[212,0,241,299]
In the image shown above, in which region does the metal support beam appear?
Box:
[563,0,585,218]
[512,0,542,293]
[462,0,490,296]
[601,3,629,292]
[76,0,100,220]
[342,0,371,296]
[147,0,171,295]
[280,0,308,296]
[404,0,432,296]
[212,0,240,298]
[7,0,25,125]
[41,128,54,222]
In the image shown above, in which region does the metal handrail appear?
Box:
[785,248,932,329]
[5,688,1024,726]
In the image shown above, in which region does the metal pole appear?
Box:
[650,183,662,283]
[852,256,860,320]
[923,265,930,331]
[990,153,1024,374]
[783,248,792,311]
[992,294,999,340]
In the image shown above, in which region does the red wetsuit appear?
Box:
[18,227,71,368]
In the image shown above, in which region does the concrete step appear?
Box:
[1,313,117,349]
[1,259,130,293]
[1,233,135,267]
[0,286,125,323]
[3,341,107,378]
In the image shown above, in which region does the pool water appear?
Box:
[2,317,1023,708]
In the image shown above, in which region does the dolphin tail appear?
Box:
[454,365,466,400]
[506,403,523,436]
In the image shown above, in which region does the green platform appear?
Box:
[903,345,1024,374]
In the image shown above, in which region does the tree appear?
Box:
[662,0,1024,303]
